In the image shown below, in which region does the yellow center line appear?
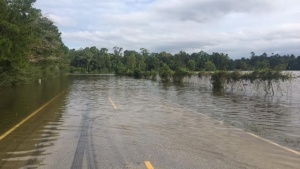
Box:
[108,97,118,110]
[0,92,64,141]
[144,161,154,169]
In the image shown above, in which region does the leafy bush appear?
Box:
[159,64,174,82]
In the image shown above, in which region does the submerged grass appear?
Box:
[281,137,300,147]
[210,70,294,95]
[245,122,269,135]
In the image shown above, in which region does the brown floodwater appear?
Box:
[0,73,299,168]
[0,77,70,135]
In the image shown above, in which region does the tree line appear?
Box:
[0,0,69,86]
[69,47,300,75]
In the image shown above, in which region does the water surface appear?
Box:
[0,73,300,167]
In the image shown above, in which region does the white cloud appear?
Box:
[47,14,77,27]
[34,0,300,58]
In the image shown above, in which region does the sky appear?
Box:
[34,0,300,59]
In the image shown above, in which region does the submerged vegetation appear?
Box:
[210,70,293,95]
[68,46,299,87]
[68,46,296,95]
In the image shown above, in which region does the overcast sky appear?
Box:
[34,0,300,59]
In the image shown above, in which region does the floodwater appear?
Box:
[0,73,299,168]
[0,77,70,135]
[182,71,300,150]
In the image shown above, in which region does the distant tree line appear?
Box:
[0,0,69,86]
[69,47,300,76]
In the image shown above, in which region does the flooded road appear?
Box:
[0,75,300,168]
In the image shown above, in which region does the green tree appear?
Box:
[124,50,137,70]
[204,61,216,71]
[257,61,270,70]
[140,48,149,57]
[187,60,196,71]
[159,64,173,82]
[0,0,69,85]
[145,54,160,71]
[31,16,69,77]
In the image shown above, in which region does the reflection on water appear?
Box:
[71,74,300,151]
[0,77,70,135]
[0,73,300,168]
[0,78,70,168]
[0,91,69,168]
[164,72,300,150]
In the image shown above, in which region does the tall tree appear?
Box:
[0,0,40,85]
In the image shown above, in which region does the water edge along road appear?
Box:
[0,76,300,169]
